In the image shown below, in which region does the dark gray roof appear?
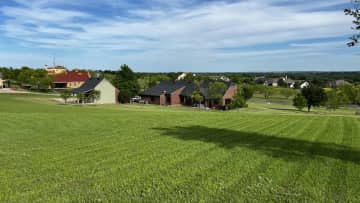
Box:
[73,78,103,94]
[140,80,193,96]
[141,80,235,99]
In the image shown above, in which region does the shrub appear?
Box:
[293,93,307,111]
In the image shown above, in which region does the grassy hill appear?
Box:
[0,94,359,202]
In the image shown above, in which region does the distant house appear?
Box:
[45,65,67,75]
[73,78,119,104]
[0,73,3,88]
[219,76,231,82]
[255,76,267,85]
[0,72,10,88]
[256,76,295,88]
[140,80,237,107]
[327,80,350,88]
[176,73,188,80]
[300,81,310,89]
[53,71,91,89]
[266,78,280,87]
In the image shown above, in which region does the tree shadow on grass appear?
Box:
[153,126,360,164]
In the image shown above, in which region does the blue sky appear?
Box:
[0,0,358,72]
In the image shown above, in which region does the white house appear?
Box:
[176,73,188,80]
[0,73,3,88]
[73,78,119,104]
[300,81,310,89]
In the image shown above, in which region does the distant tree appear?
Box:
[229,94,247,109]
[345,1,360,46]
[301,86,327,112]
[277,79,287,87]
[280,88,295,99]
[356,86,360,104]
[113,64,140,103]
[76,93,85,104]
[293,81,302,89]
[191,91,203,109]
[167,72,181,81]
[208,82,227,106]
[263,86,273,100]
[184,73,196,81]
[88,90,101,103]
[326,90,341,111]
[338,84,358,104]
[293,94,307,111]
[60,89,72,104]
[240,85,254,101]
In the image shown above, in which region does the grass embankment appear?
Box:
[0,93,359,202]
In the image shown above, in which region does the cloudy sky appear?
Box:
[0,0,358,72]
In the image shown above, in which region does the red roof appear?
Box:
[53,71,90,83]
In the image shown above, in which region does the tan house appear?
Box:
[45,65,67,75]
[73,78,119,104]
[53,71,91,89]
[0,72,4,88]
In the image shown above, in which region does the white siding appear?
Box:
[94,79,117,104]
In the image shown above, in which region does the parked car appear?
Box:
[131,96,142,103]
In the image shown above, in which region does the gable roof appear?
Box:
[140,80,193,96]
[141,80,235,99]
[73,78,103,93]
[53,71,90,83]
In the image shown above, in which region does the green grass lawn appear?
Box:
[0,93,359,202]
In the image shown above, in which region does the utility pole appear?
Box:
[53,54,56,67]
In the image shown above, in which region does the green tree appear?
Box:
[345,1,360,46]
[60,89,72,104]
[301,86,327,112]
[240,85,254,101]
[113,64,140,103]
[326,89,349,111]
[293,94,307,111]
[77,93,85,104]
[280,88,295,99]
[229,94,247,109]
[208,82,227,106]
[88,90,101,103]
[191,91,203,110]
[277,79,287,87]
[355,86,360,104]
[263,86,273,100]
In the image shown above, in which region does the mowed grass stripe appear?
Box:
[283,117,344,202]
[159,117,311,201]
[213,116,319,201]
[212,116,325,202]
[252,117,331,202]
[326,117,360,202]
[345,118,360,201]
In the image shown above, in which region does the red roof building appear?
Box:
[53,71,91,89]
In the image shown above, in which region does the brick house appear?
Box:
[53,71,91,89]
[140,80,237,107]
